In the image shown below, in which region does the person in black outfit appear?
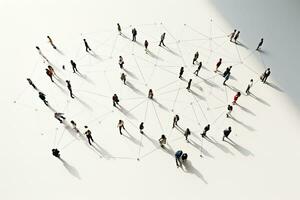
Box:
[261,68,271,83]
[27,78,37,90]
[132,28,137,41]
[83,39,92,52]
[201,124,210,137]
[256,38,264,50]
[66,80,74,98]
[223,66,232,77]
[194,62,202,76]
[184,128,191,141]
[139,122,144,134]
[222,126,232,141]
[70,60,79,73]
[193,52,199,64]
[117,23,122,35]
[173,114,180,128]
[144,40,149,52]
[234,31,240,44]
[39,92,48,106]
[52,149,60,158]
[112,94,120,107]
[159,33,166,46]
[179,67,184,78]
[84,126,94,145]
[186,79,192,91]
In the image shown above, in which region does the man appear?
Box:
[229,29,236,42]
[139,122,144,134]
[52,149,60,158]
[117,120,125,135]
[119,56,124,69]
[256,38,264,50]
[194,61,202,76]
[112,94,119,107]
[144,40,149,52]
[47,35,57,49]
[132,28,137,41]
[84,126,94,145]
[120,73,126,85]
[179,67,184,78]
[215,58,222,72]
[186,79,192,91]
[27,78,37,90]
[173,114,180,128]
[66,80,74,98]
[184,128,191,141]
[193,51,199,64]
[261,68,271,83]
[39,92,48,106]
[226,105,233,118]
[234,31,240,44]
[159,32,166,46]
[54,112,66,123]
[70,60,79,73]
[223,71,231,85]
[222,126,232,141]
[245,79,254,95]
[201,124,210,137]
[83,39,92,52]
[117,23,122,35]
[175,150,183,167]
[159,135,167,147]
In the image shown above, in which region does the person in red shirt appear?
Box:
[233,92,241,104]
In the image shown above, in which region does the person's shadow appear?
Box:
[224,138,254,157]
[182,160,208,184]
[59,158,81,179]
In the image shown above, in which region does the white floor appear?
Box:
[1,0,300,199]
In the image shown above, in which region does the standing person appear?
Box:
[148,89,153,99]
[215,58,222,72]
[260,68,271,83]
[132,28,137,41]
[66,80,74,98]
[54,112,66,123]
[83,39,92,52]
[222,126,232,141]
[226,104,233,118]
[186,79,192,91]
[229,29,236,42]
[179,67,184,79]
[39,92,48,106]
[159,134,167,147]
[117,23,122,35]
[70,60,79,73]
[194,61,202,76]
[144,40,149,52]
[181,153,188,163]
[48,65,56,77]
[112,94,120,107]
[256,38,264,50]
[52,149,60,158]
[172,114,180,128]
[201,124,210,137]
[175,150,183,167]
[27,78,37,90]
[120,73,126,85]
[119,56,124,69]
[36,46,49,63]
[159,32,166,46]
[117,120,125,135]
[47,35,57,49]
[46,68,54,82]
[193,51,199,64]
[232,92,241,105]
[139,122,144,134]
[245,79,253,95]
[70,120,79,132]
[223,66,232,77]
[223,71,231,85]
[84,126,94,145]
[234,31,240,44]
[184,128,191,141]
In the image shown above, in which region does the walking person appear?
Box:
[46,68,54,82]
[256,38,264,50]
[139,122,144,134]
[223,66,232,77]
[234,31,240,44]
[70,60,79,73]
[184,128,191,141]
[226,105,233,118]
[132,28,137,41]
[52,149,60,158]
[66,80,74,98]
[144,40,149,53]
[223,71,231,85]
[27,78,37,90]
[172,114,180,128]
[175,150,183,167]
[39,92,48,106]
[120,73,126,84]
[112,94,120,107]
[54,112,66,123]
[245,79,253,95]
[70,120,79,133]
[193,51,199,64]
[84,126,94,145]
[260,68,271,83]
[215,58,222,72]
[117,120,125,135]
[36,46,49,63]
[159,32,166,46]
[47,35,57,49]
[186,79,192,91]
[181,153,188,163]
[201,124,210,137]
[117,23,122,35]
[148,89,153,99]
[232,92,241,105]
[179,67,184,79]
[159,134,167,147]
[83,39,92,52]
[229,29,236,42]
[222,126,232,141]
[119,56,124,69]
[194,61,202,76]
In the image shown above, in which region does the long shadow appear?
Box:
[189,139,214,158]
[224,138,254,157]
[120,34,131,40]
[190,90,206,101]
[89,50,102,61]
[161,143,175,157]
[54,82,68,95]
[257,49,268,55]
[236,41,248,49]
[227,85,241,93]
[55,48,64,55]
[126,81,145,96]
[250,93,270,106]
[162,46,181,57]
[193,84,203,92]
[236,104,256,116]
[123,129,142,146]
[143,133,160,148]
[200,77,221,89]
[59,158,81,179]
[175,126,185,134]
[75,72,95,85]
[266,82,284,92]
[147,50,164,61]
[153,98,169,112]
[182,160,208,184]
[123,68,138,80]
[117,105,137,120]
[205,136,234,155]
[92,142,114,159]
[229,74,237,81]
[231,116,256,131]
[75,96,94,111]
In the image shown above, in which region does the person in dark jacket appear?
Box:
[201,124,210,137]
[256,38,264,50]
[222,126,232,141]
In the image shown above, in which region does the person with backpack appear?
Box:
[121,73,126,85]
[52,149,60,158]
[112,94,120,107]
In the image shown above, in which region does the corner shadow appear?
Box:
[250,93,270,106]
[182,160,208,184]
[123,68,139,80]
[231,116,256,131]
[266,82,284,93]
[59,158,81,179]
[205,136,234,155]
[224,138,254,157]
[189,139,214,158]
[236,104,256,116]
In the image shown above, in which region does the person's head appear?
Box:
[84,125,88,128]
[267,68,270,70]
[162,134,166,139]
[36,46,40,50]
[229,66,232,69]
[237,92,241,96]
[117,23,120,25]
[47,35,50,39]
[234,29,236,32]
[207,124,210,128]
[237,31,240,34]
[220,58,222,61]
[71,120,74,123]
[228,126,231,130]
[250,79,253,82]
[261,38,264,41]
[83,39,86,41]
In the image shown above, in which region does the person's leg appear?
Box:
[88,137,92,145]
[119,127,122,135]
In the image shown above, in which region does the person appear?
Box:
[139,122,144,134]
[132,28,137,41]
[159,135,167,147]
[223,71,231,85]
[120,73,126,84]
[119,56,124,69]
[173,114,179,128]
[62,65,65,70]
[66,80,74,98]
[233,92,241,104]
[70,60,79,73]
[148,89,153,99]
[54,112,66,123]
[36,46,49,63]
[256,38,264,50]
[83,39,92,52]
[181,153,188,163]
[39,92,48,106]
[179,67,184,78]
[226,105,233,118]
[245,79,253,95]
[70,120,79,132]
[144,40,149,52]
[234,31,240,44]
[201,124,210,137]
[117,23,122,35]
[117,120,125,135]
[47,35,56,49]
[46,68,54,82]
[159,32,166,46]
[184,128,191,141]
[175,150,183,167]
[194,61,202,76]
[112,94,119,107]
[215,58,222,72]
[193,51,199,64]
[223,66,232,77]
[48,65,56,77]
[260,68,271,83]
[52,148,60,158]
[27,78,37,90]
[222,126,232,141]
[229,29,236,42]
[84,126,94,145]
[186,79,192,91]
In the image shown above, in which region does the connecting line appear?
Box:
[61,138,78,150]
[110,34,119,57]
[191,92,208,123]
[53,128,59,147]
[74,89,110,98]
[127,99,147,113]
[258,51,266,66]
[211,110,226,126]
[151,101,165,132]
[242,62,260,75]
[185,24,210,39]
[146,47,161,84]
[191,103,201,126]
[242,49,256,61]
[193,74,219,86]
[56,127,67,146]
[155,79,179,92]
[143,100,149,122]
[234,44,243,63]
[85,110,114,125]
[133,57,147,84]
[171,82,182,111]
